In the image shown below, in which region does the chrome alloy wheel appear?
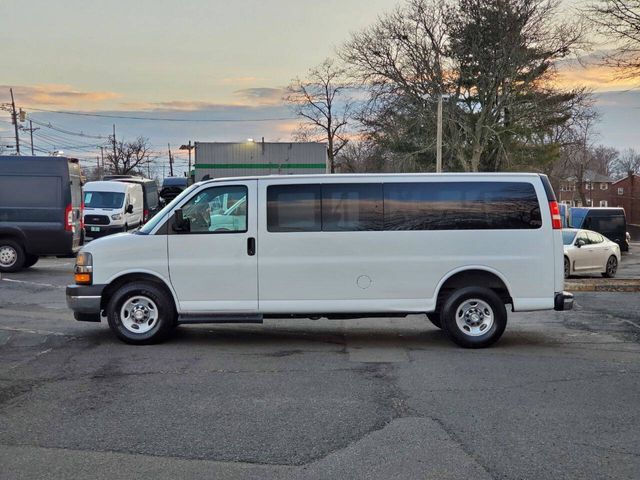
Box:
[0,245,18,268]
[455,298,494,336]
[606,256,618,276]
[120,296,159,334]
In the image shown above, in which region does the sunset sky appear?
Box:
[1,0,638,173]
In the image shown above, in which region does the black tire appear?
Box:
[564,256,570,279]
[440,287,507,348]
[426,312,442,329]
[106,282,176,345]
[602,255,618,278]
[24,254,39,269]
[0,239,26,273]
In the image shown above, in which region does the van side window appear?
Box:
[267,185,321,232]
[384,182,541,230]
[321,184,383,231]
[180,185,248,234]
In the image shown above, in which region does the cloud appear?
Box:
[554,52,640,91]
[232,87,287,106]
[0,84,120,107]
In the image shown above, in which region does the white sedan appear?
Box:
[563,229,621,278]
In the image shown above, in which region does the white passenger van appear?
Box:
[83,181,144,239]
[66,174,573,348]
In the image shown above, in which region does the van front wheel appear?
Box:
[106,282,176,345]
[426,312,442,329]
[441,287,507,348]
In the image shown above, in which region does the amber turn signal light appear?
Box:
[74,273,92,284]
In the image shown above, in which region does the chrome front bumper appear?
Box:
[66,284,105,318]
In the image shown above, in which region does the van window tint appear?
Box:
[267,185,321,232]
[384,182,541,230]
[0,176,61,207]
[321,184,383,231]
[589,216,625,232]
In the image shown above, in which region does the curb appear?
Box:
[566,279,640,292]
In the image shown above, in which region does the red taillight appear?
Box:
[549,201,562,229]
[143,209,149,223]
[65,204,73,231]
[80,201,85,229]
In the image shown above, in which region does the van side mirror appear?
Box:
[126,204,134,214]
[576,238,585,248]
[172,208,190,232]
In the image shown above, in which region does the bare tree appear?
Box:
[104,136,155,175]
[610,147,640,178]
[285,59,355,173]
[583,0,640,77]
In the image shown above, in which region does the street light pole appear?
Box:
[436,93,443,173]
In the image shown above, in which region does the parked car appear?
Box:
[0,156,83,272]
[569,207,628,252]
[563,228,621,278]
[83,181,143,239]
[67,173,573,348]
[110,177,160,223]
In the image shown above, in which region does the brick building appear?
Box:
[610,174,640,225]
[558,170,613,208]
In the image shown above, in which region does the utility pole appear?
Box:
[187,140,192,180]
[436,93,443,173]
[28,120,39,156]
[112,124,117,168]
[168,143,174,176]
[99,146,105,170]
[9,88,20,155]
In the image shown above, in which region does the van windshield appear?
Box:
[84,191,124,209]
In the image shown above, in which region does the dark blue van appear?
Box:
[0,156,83,272]
[569,207,628,251]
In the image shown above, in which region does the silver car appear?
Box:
[563,229,621,278]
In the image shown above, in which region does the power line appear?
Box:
[26,106,296,123]
[28,118,108,139]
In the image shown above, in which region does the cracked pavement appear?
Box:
[1,252,639,480]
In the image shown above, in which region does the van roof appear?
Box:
[84,180,141,192]
[199,172,544,185]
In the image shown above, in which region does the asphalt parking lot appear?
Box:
[1,248,639,480]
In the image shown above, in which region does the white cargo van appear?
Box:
[67,174,573,348]
[83,181,144,239]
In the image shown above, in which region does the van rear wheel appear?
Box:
[0,239,26,273]
[106,282,176,345]
[440,287,507,348]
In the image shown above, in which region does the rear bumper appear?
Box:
[554,291,574,311]
[66,284,106,320]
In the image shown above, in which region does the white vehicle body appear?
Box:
[67,173,573,348]
[83,181,144,238]
[563,228,621,278]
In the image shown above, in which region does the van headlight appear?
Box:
[75,252,93,285]
[111,213,122,220]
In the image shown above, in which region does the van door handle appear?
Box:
[247,237,256,256]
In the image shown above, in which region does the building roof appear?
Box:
[564,170,612,183]
[612,173,640,185]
